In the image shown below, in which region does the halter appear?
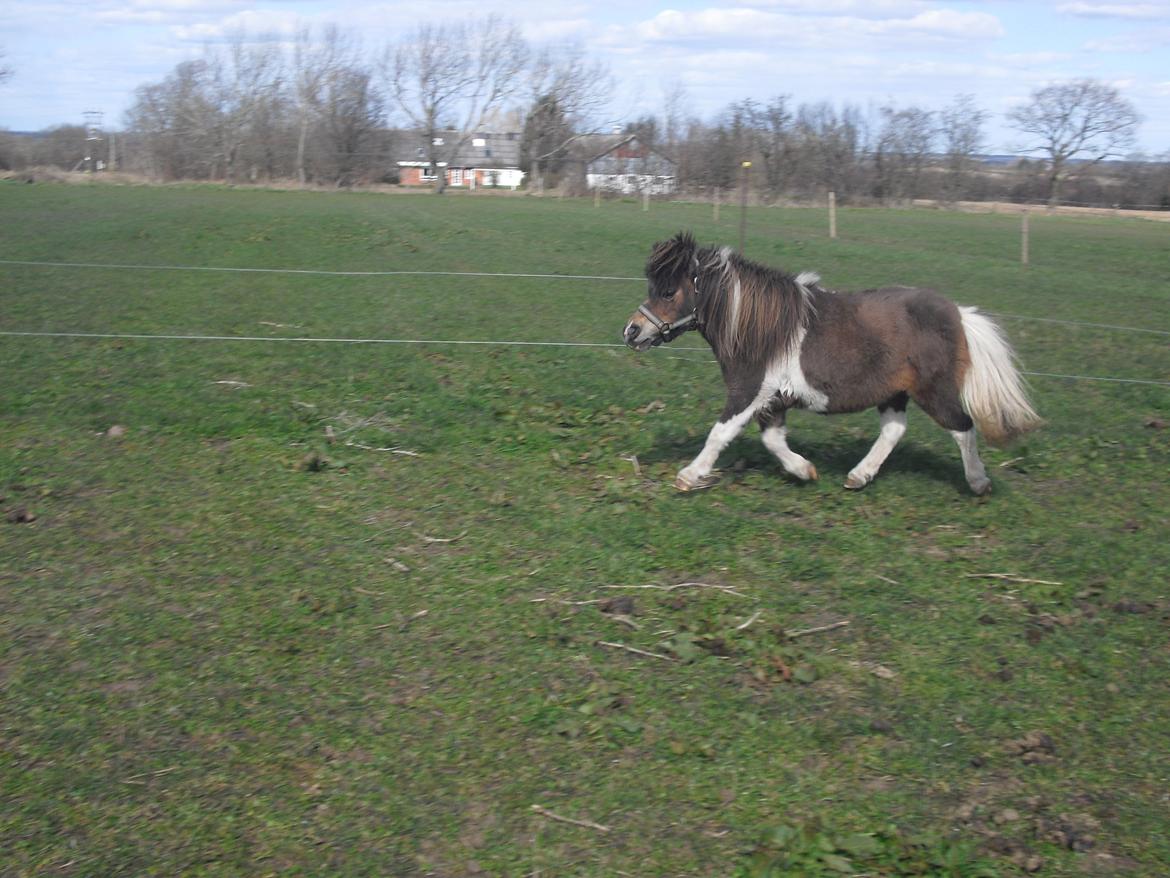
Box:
[637,275,703,343]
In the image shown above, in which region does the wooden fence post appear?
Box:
[738,162,751,254]
[1021,209,1030,266]
[829,191,837,240]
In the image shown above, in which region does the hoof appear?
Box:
[675,471,720,492]
[801,464,819,482]
[970,477,992,496]
[844,472,871,491]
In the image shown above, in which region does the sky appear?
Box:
[2,0,1169,155]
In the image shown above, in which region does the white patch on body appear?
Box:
[759,326,829,413]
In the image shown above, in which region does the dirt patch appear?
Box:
[1005,731,1057,765]
[913,198,1170,223]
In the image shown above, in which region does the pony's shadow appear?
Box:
[640,429,971,494]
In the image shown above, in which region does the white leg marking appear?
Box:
[676,329,827,491]
[951,428,991,495]
[677,406,758,489]
[846,409,907,489]
[761,425,818,481]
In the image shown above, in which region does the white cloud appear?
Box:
[991,51,1075,66]
[521,18,593,43]
[1084,26,1170,51]
[170,8,307,41]
[731,0,928,17]
[1057,2,1170,19]
[628,5,1004,47]
[633,7,778,41]
[875,9,1004,39]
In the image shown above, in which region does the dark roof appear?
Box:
[394,129,521,168]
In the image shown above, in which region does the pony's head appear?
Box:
[623,231,702,351]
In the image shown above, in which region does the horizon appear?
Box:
[2,0,1169,156]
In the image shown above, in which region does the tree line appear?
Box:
[1,26,1167,209]
[640,86,1166,209]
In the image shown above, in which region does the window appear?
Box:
[450,168,463,186]
[472,138,486,148]
[432,137,445,146]
[420,165,437,180]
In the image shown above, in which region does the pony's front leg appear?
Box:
[676,388,763,492]
[758,407,818,482]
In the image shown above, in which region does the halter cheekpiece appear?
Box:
[638,275,703,343]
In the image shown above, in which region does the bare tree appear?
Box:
[205,37,284,181]
[1006,78,1141,205]
[872,105,935,203]
[125,60,219,178]
[523,42,611,191]
[790,102,865,201]
[739,96,793,196]
[661,79,689,158]
[0,48,13,85]
[319,64,385,185]
[938,94,988,202]
[386,16,528,193]
[292,25,350,185]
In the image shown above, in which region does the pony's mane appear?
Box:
[698,244,816,364]
[645,231,817,363]
[645,231,699,296]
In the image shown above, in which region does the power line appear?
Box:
[2,328,1167,388]
[0,329,631,349]
[2,257,1167,339]
[988,312,1170,338]
[0,259,637,283]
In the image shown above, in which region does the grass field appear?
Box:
[2,182,1168,877]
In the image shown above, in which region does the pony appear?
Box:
[622,232,1040,494]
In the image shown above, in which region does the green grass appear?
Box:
[2,182,1168,876]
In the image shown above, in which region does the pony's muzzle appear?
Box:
[623,318,655,352]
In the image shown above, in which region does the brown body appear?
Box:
[800,286,970,429]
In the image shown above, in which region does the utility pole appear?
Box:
[738,160,751,254]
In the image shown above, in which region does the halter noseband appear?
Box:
[638,275,703,343]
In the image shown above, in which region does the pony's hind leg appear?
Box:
[911,381,991,495]
[758,407,818,482]
[951,429,991,496]
[844,393,908,490]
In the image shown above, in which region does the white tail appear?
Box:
[959,307,1042,445]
